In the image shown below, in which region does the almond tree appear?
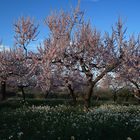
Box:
[0,47,15,100]
[59,19,126,108]
[33,4,84,101]
[30,1,139,108]
[33,43,84,104]
[35,3,130,108]
[12,17,39,101]
[118,35,140,102]
[8,48,37,101]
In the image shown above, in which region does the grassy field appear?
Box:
[0,99,140,140]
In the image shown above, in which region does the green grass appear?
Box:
[0,102,140,140]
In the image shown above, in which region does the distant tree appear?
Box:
[101,74,129,102]
[0,48,14,100]
[51,67,86,104]
[7,48,37,101]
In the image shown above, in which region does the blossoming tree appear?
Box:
[9,17,39,101]
[0,48,13,100]
[34,2,132,108]
[118,35,140,102]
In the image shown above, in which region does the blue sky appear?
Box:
[0,0,140,49]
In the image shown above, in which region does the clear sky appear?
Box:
[0,0,140,49]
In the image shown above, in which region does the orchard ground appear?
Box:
[0,92,140,140]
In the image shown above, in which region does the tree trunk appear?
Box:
[67,85,77,105]
[138,89,140,97]
[129,79,140,103]
[137,89,140,104]
[20,86,26,102]
[134,86,140,103]
[113,92,117,102]
[84,83,94,110]
[1,81,6,101]
[80,57,121,110]
[45,90,50,99]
